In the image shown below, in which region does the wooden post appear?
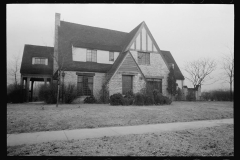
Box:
[26,77,30,102]
[44,78,47,86]
[31,81,34,102]
[20,76,23,86]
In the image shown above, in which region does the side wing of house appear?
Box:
[107,51,146,96]
[122,22,170,96]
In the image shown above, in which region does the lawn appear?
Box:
[7,124,234,156]
[7,101,233,134]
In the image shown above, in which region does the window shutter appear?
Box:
[32,58,35,64]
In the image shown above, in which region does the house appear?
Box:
[20,13,185,102]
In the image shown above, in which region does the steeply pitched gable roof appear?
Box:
[161,50,185,80]
[20,44,53,75]
[106,51,146,83]
[121,22,143,52]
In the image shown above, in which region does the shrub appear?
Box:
[186,93,196,101]
[153,92,172,105]
[122,90,135,106]
[98,84,109,104]
[122,97,134,106]
[175,88,183,101]
[211,90,232,101]
[63,84,78,104]
[144,95,154,105]
[38,84,57,104]
[109,93,124,105]
[154,93,165,105]
[84,95,97,104]
[7,84,26,103]
[125,90,134,98]
[134,93,145,106]
[164,96,172,105]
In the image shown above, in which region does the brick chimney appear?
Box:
[53,13,60,74]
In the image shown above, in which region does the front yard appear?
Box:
[7,124,233,156]
[7,101,233,134]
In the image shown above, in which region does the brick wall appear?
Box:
[130,51,170,97]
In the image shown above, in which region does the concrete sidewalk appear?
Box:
[7,118,233,146]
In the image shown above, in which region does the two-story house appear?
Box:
[20,13,184,102]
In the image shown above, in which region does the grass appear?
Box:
[7,124,234,156]
[7,101,233,134]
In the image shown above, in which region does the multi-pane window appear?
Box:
[109,52,114,61]
[86,49,97,62]
[32,57,48,65]
[77,76,93,96]
[138,52,150,65]
[147,80,162,93]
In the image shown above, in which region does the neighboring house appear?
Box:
[20,13,185,102]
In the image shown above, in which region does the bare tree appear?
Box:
[184,58,217,88]
[221,46,234,101]
[42,38,68,107]
[7,53,21,85]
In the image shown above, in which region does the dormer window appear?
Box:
[86,49,97,62]
[109,52,114,61]
[32,57,48,65]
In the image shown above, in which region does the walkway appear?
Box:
[7,118,233,146]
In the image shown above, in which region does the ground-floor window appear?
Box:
[77,76,93,96]
[146,79,162,93]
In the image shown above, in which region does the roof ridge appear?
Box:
[60,20,128,34]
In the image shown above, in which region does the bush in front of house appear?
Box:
[122,90,135,105]
[109,93,124,105]
[63,83,78,104]
[98,84,109,104]
[7,84,26,103]
[134,93,145,106]
[186,92,196,101]
[152,89,172,105]
[144,95,155,105]
[84,95,97,104]
[38,84,57,104]
[122,97,134,106]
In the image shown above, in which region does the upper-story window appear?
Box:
[32,57,48,65]
[138,52,150,65]
[109,52,114,61]
[86,49,97,62]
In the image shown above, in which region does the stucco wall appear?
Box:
[72,46,119,64]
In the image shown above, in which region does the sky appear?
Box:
[7,4,234,91]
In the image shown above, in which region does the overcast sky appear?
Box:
[7,4,234,91]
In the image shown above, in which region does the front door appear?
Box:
[122,75,133,95]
